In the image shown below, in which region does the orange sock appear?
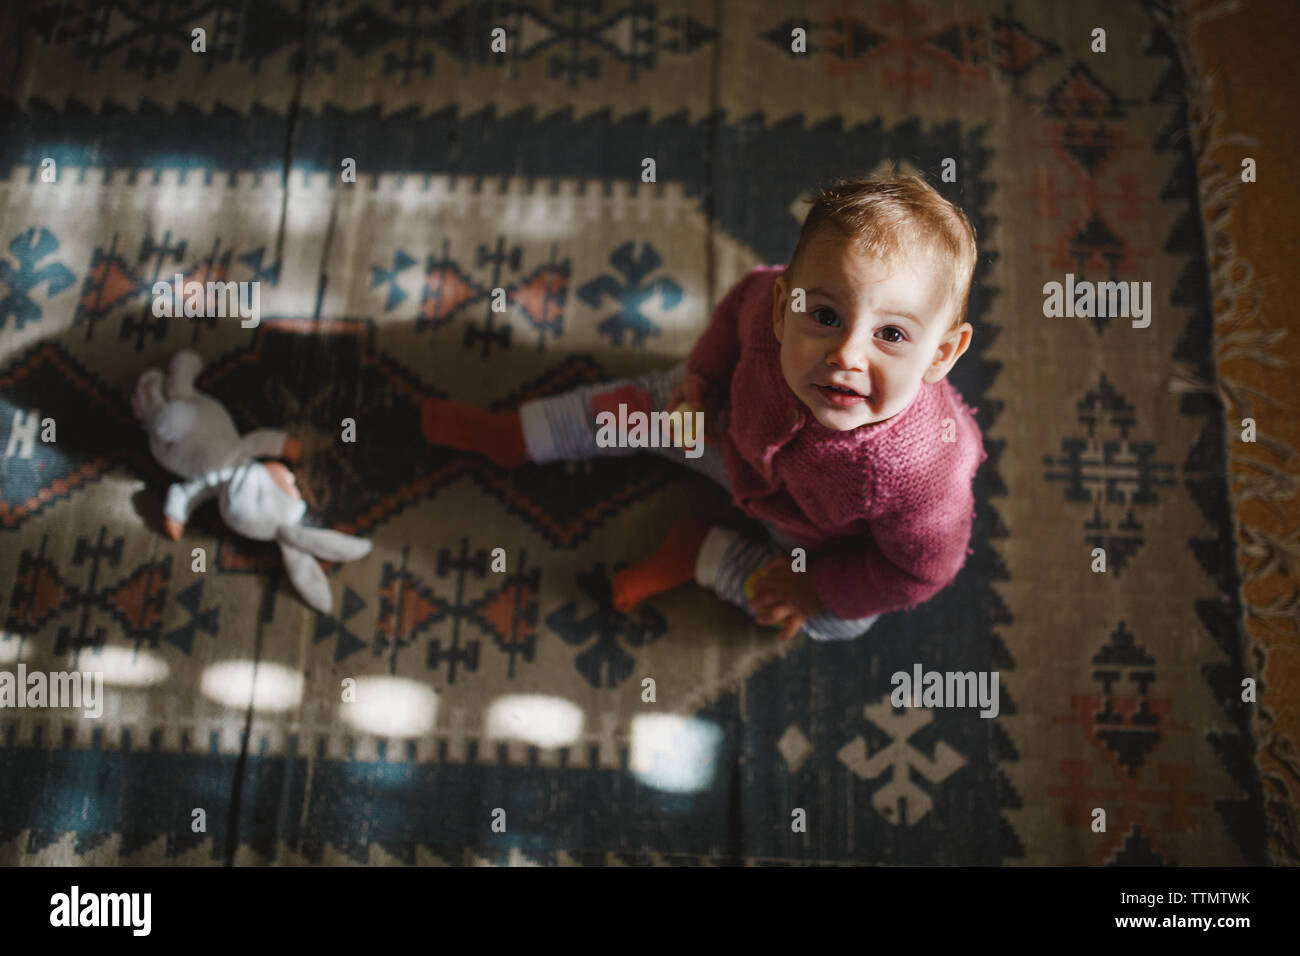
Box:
[611,515,713,612]
[421,397,529,468]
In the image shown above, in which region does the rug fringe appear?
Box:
[1156,0,1300,864]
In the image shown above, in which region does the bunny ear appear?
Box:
[135,367,165,393]
[167,350,204,399]
[132,369,164,422]
[279,525,373,563]
[278,541,333,614]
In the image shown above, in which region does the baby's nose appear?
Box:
[827,344,868,372]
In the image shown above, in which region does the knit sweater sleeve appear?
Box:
[808,460,979,620]
[686,270,758,387]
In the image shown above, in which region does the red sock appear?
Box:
[421,397,529,468]
[611,515,713,613]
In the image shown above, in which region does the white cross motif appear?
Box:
[837,698,967,825]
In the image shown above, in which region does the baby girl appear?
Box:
[421,174,986,642]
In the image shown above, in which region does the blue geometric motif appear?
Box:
[0,228,75,330]
[578,241,681,348]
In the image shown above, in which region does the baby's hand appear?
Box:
[666,372,721,445]
[746,557,823,642]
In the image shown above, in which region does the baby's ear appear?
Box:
[772,276,788,341]
[923,321,973,384]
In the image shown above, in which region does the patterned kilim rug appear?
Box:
[0,0,1265,865]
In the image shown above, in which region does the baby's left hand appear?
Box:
[748,557,823,642]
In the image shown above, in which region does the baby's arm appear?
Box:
[672,271,766,436]
[685,270,756,387]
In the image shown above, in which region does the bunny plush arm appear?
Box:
[242,428,301,463]
[163,467,236,539]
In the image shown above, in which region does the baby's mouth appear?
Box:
[813,380,870,411]
[816,383,865,398]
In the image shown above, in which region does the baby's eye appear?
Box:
[811,307,840,327]
[878,327,906,344]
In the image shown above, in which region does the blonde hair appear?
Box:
[788,173,978,331]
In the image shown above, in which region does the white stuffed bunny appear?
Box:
[132,349,372,614]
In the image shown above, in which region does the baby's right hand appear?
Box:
[667,372,709,411]
[667,372,720,444]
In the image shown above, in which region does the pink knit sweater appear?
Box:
[686,265,986,619]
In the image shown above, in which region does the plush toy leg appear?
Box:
[279,525,373,562]
[278,541,333,614]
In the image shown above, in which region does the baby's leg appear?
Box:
[699,527,881,641]
[611,513,712,612]
[517,361,689,464]
[423,359,738,612]
[603,361,754,610]
[422,361,690,467]
[421,398,530,467]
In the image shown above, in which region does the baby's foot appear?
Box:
[611,515,713,612]
[421,398,529,468]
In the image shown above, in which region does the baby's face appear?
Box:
[772,228,972,431]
